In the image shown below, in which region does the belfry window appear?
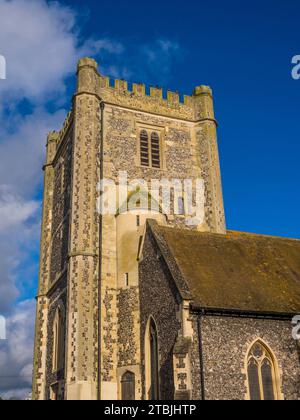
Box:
[140,130,150,167]
[151,132,160,168]
[140,130,161,169]
[247,341,279,400]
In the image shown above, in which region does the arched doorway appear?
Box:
[121,371,135,400]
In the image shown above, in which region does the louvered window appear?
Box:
[140,129,161,169]
[140,130,150,167]
[247,341,278,400]
[151,132,160,168]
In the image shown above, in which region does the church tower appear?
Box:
[32,57,226,400]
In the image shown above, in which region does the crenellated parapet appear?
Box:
[54,109,74,153]
[45,109,74,167]
[59,110,73,139]
[76,57,216,122]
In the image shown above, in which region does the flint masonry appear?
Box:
[32,58,300,401]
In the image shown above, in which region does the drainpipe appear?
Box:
[197,313,205,401]
[98,101,105,401]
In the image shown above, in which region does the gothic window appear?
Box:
[140,130,161,169]
[121,371,135,400]
[247,341,279,400]
[150,319,159,400]
[52,306,64,373]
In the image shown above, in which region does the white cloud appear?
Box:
[0,300,35,400]
[0,0,123,103]
[0,108,66,195]
[0,186,39,232]
[0,186,40,313]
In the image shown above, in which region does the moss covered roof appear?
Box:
[149,222,300,314]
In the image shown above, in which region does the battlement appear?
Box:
[99,74,195,106]
[46,110,73,163]
[59,110,73,139]
[77,57,214,122]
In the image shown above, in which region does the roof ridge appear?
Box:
[156,224,300,243]
[227,230,300,242]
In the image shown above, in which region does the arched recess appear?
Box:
[52,302,65,373]
[121,371,135,400]
[116,189,166,217]
[144,316,160,400]
[245,339,283,400]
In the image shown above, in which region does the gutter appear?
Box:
[190,305,296,321]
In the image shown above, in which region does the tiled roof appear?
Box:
[148,221,300,314]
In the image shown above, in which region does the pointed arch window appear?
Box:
[145,317,160,400]
[149,319,159,400]
[247,341,280,400]
[52,306,64,373]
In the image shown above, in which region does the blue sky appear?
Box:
[63,0,300,238]
[0,0,299,398]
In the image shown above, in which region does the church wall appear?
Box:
[191,315,300,400]
[103,105,198,202]
[139,231,182,400]
[116,286,142,400]
[101,102,203,398]
[49,134,73,286]
[101,81,226,234]
[99,86,226,398]
[65,89,101,400]
[43,127,73,398]
[32,133,57,400]
[33,118,74,399]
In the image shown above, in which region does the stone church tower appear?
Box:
[32,56,225,400]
